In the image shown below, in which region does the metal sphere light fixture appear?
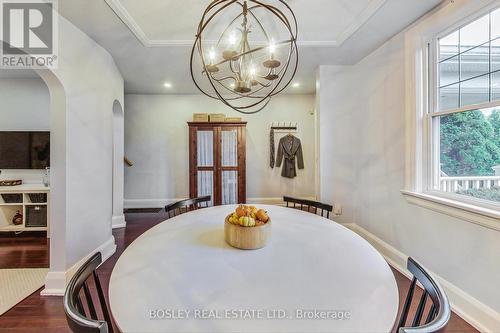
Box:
[190,0,299,114]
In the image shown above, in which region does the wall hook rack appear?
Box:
[270,121,298,133]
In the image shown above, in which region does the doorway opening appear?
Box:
[112,100,126,229]
[0,70,51,270]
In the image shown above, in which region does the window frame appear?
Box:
[425,5,500,212]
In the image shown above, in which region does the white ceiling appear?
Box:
[107,0,387,46]
[0,0,443,94]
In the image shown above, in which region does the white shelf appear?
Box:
[0,185,50,236]
[0,225,47,232]
[0,184,49,193]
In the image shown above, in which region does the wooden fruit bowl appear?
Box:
[224,215,271,250]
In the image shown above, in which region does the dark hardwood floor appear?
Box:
[0,231,49,269]
[0,211,478,333]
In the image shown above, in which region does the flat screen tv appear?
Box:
[0,131,50,169]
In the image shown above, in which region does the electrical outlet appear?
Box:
[333,204,342,216]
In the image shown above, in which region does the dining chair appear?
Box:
[165,195,211,218]
[397,257,451,333]
[283,196,333,218]
[63,252,113,333]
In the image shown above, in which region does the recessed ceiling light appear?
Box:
[164,82,172,88]
[230,83,235,88]
[292,82,300,88]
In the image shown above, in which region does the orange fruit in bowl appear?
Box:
[256,209,269,223]
[235,205,247,218]
[248,206,258,214]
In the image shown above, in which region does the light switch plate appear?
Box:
[333,203,342,216]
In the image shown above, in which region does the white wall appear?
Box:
[0,78,50,129]
[50,15,124,270]
[124,94,316,207]
[317,66,356,224]
[18,13,125,295]
[0,78,50,183]
[317,1,500,329]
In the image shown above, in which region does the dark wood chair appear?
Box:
[397,257,451,333]
[283,196,333,218]
[165,195,211,218]
[63,252,113,333]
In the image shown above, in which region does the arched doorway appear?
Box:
[35,69,67,290]
[0,34,68,294]
[112,100,126,229]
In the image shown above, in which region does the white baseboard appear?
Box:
[124,198,179,209]
[41,235,117,296]
[124,197,316,209]
[112,214,126,229]
[343,223,500,333]
[247,197,286,205]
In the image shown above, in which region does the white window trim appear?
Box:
[402,190,500,231]
[404,0,500,231]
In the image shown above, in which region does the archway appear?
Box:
[0,68,63,270]
[112,100,126,229]
[34,69,67,291]
[0,31,68,294]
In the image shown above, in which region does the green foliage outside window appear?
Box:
[440,109,500,177]
[457,187,500,201]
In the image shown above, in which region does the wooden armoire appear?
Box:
[188,122,247,206]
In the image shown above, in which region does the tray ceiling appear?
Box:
[2,0,443,94]
[105,0,387,47]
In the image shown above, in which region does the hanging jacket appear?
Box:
[276,135,304,178]
[270,128,275,168]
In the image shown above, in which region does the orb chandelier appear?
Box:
[190,0,298,114]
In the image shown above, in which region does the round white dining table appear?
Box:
[109,205,399,333]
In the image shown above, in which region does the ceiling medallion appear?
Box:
[190,0,298,114]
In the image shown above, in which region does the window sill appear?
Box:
[401,190,500,232]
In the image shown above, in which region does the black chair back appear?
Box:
[283,196,333,218]
[64,252,113,333]
[397,257,451,333]
[165,195,211,218]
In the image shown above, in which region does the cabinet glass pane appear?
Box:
[197,171,213,206]
[197,131,213,167]
[221,130,238,167]
[222,171,237,205]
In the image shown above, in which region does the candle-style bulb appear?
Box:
[249,65,256,78]
[269,39,276,56]
[209,48,216,62]
[228,32,237,46]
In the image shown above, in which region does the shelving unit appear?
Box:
[0,184,50,236]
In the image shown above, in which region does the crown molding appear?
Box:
[335,0,387,45]
[104,0,386,48]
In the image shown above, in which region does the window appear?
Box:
[432,8,500,205]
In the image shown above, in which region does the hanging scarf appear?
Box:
[270,128,275,168]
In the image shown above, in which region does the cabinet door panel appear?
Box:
[197,170,214,206]
[197,131,214,167]
[221,129,238,167]
[189,123,246,206]
[221,170,238,205]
